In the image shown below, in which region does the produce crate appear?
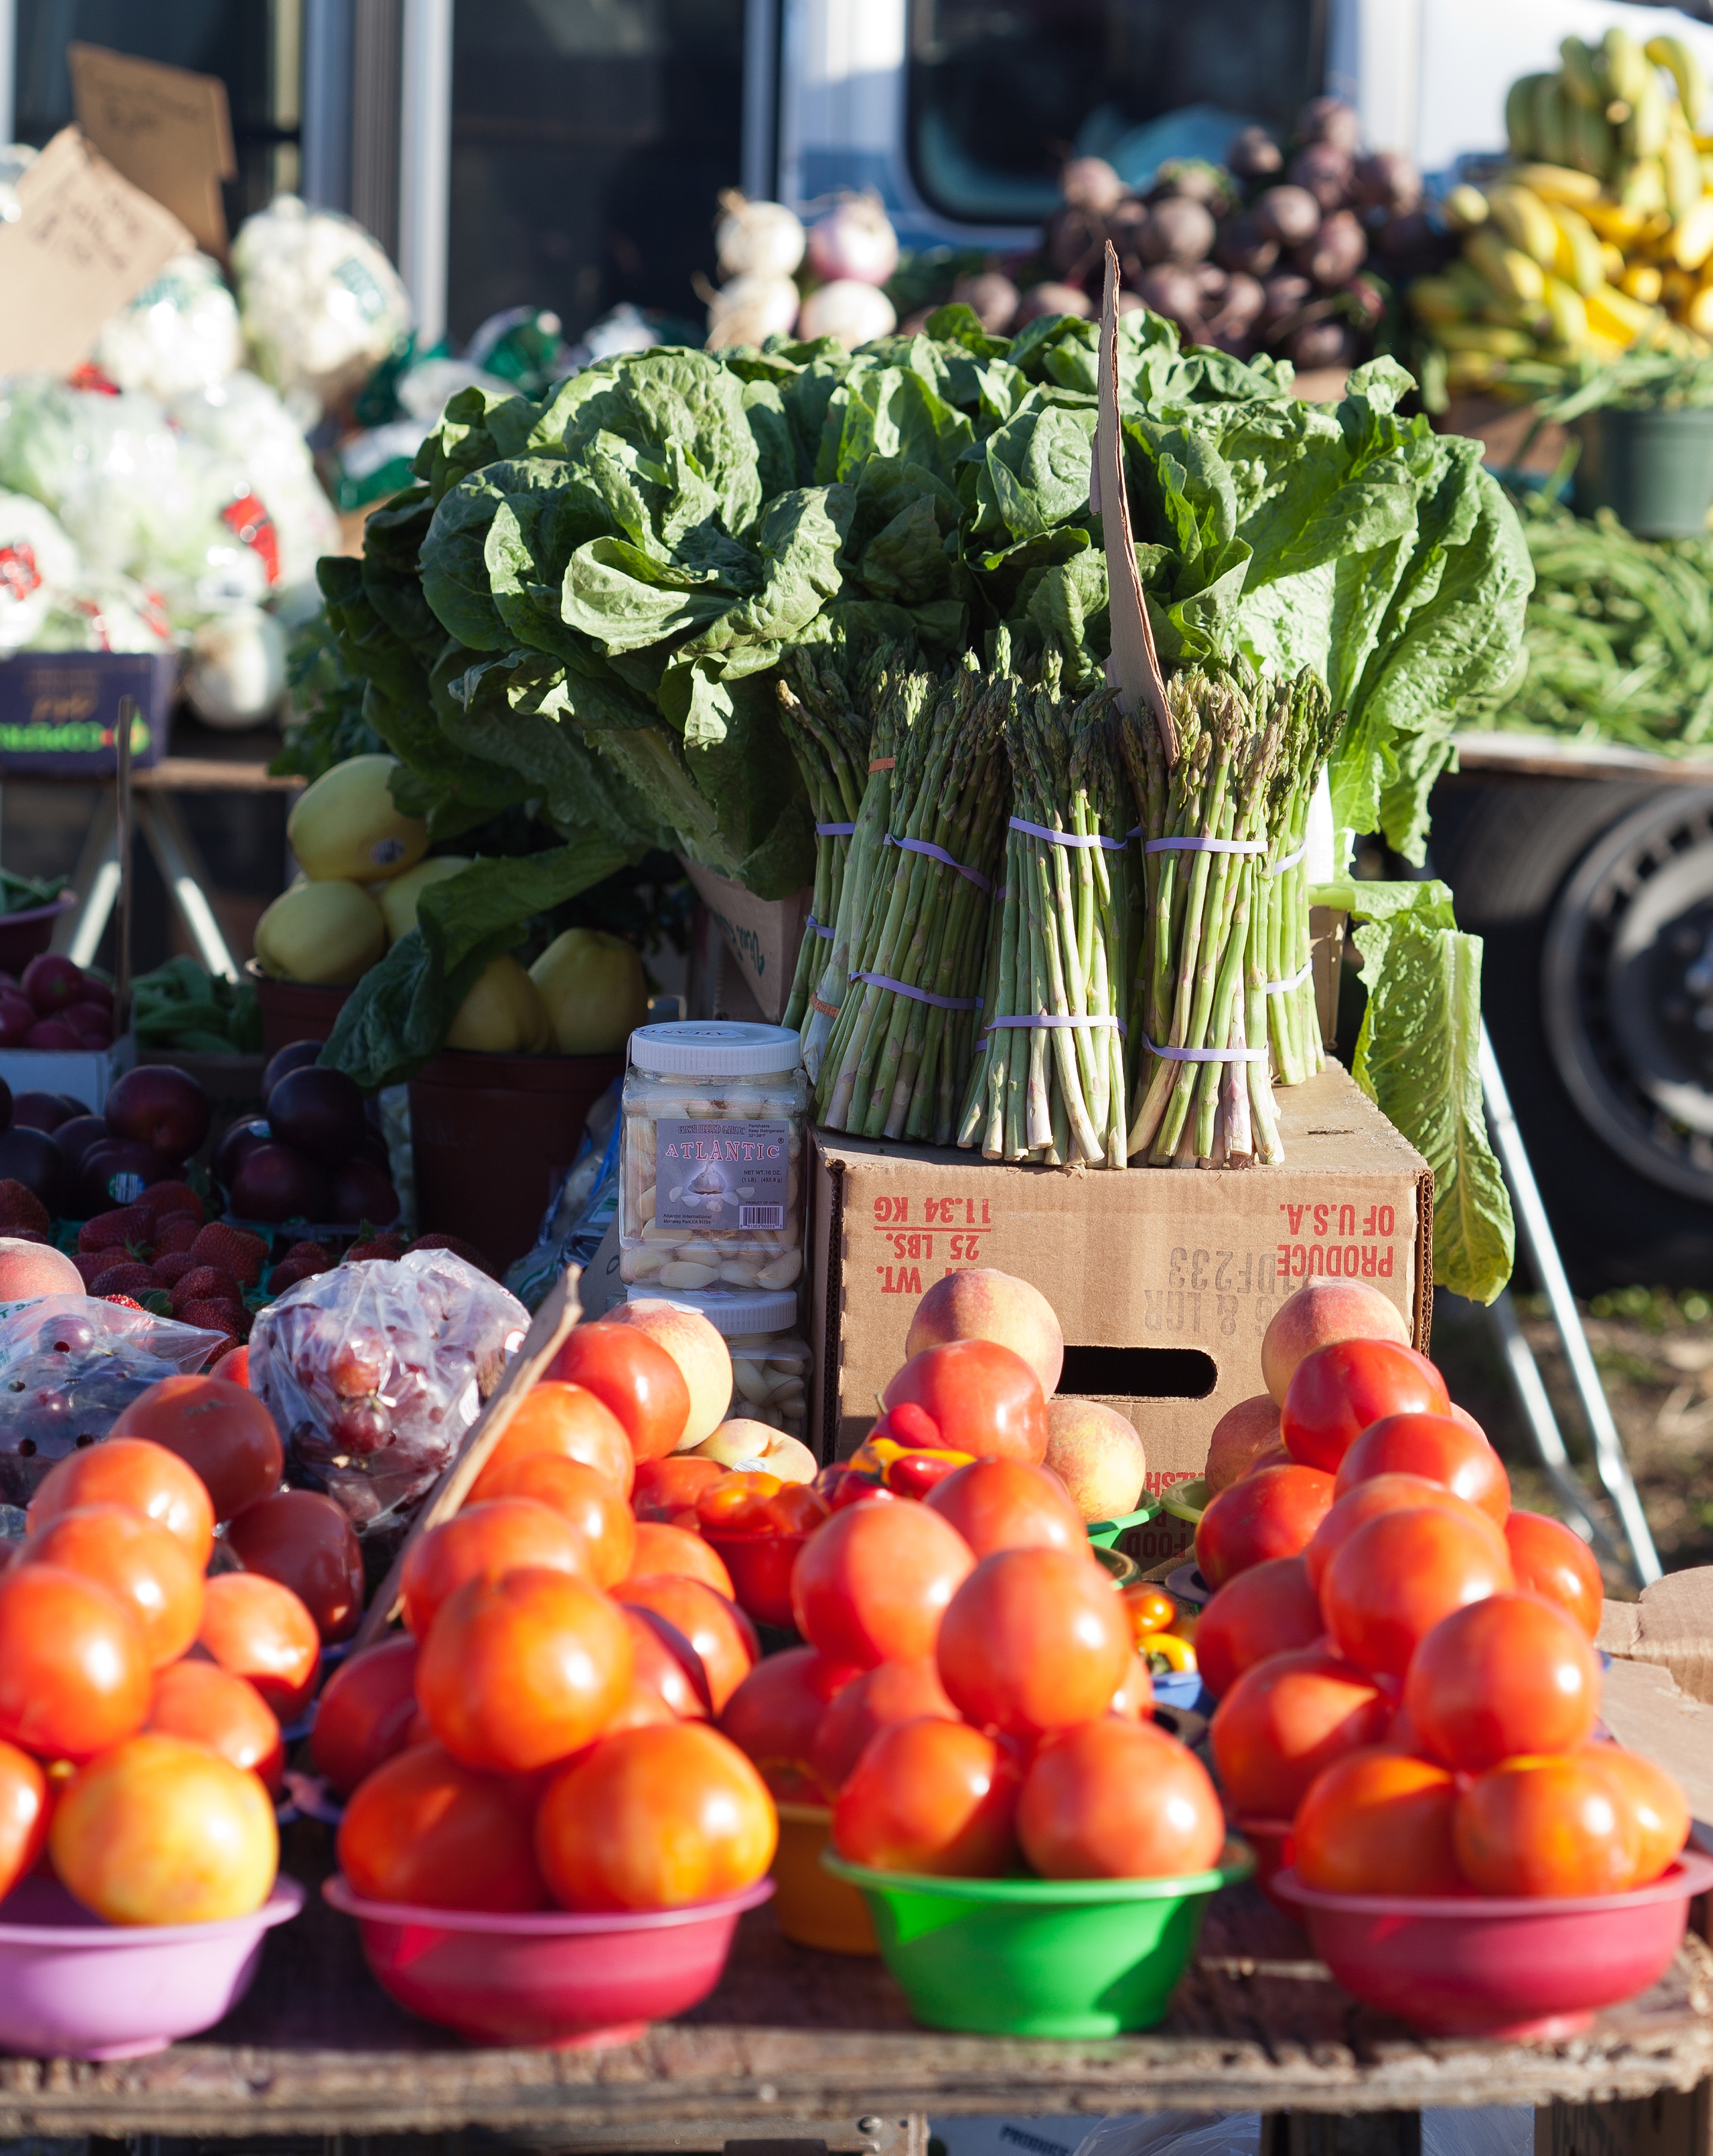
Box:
[0,650,177,774]
[0,1029,135,1115]
[808,1060,1431,1568]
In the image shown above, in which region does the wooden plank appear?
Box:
[132,758,306,793]
[1451,735,1713,786]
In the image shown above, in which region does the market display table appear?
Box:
[2,1826,1709,2155]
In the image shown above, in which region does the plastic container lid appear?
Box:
[628,1021,800,1078]
[627,1286,800,1336]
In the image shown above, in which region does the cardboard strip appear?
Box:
[1095,243,1175,762]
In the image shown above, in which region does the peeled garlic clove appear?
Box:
[675,1241,722,1263]
[756,1250,803,1288]
[731,1358,772,1406]
[720,1262,762,1288]
[642,1224,682,1246]
[658,1261,721,1289]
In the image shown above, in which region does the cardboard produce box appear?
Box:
[1599,1568,1713,1706]
[677,857,812,1025]
[809,1061,1431,1564]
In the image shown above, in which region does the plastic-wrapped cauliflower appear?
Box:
[168,371,338,588]
[29,576,174,653]
[92,252,243,402]
[0,490,81,649]
[184,607,288,727]
[234,197,412,417]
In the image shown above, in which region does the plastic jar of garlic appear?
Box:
[618,1021,807,1294]
[626,1287,811,1442]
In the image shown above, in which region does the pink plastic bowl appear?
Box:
[1231,1817,1296,1913]
[324,1873,774,2046]
[0,1875,304,2060]
[1273,1850,1713,2039]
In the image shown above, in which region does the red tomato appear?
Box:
[831,1716,1021,1875]
[615,1576,756,1713]
[1194,1464,1336,1588]
[0,1563,150,1761]
[543,1324,691,1465]
[809,1658,958,1795]
[1111,1654,1154,1720]
[632,1455,724,1525]
[417,1567,632,1772]
[22,1503,202,1668]
[109,1374,283,1524]
[625,1521,734,1597]
[337,1742,547,1910]
[1405,1592,1599,1772]
[400,1498,591,1640]
[310,1636,420,1795]
[1505,1510,1604,1640]
[791,1500,974,1669]
[147,1660,283,1794]
[1588,1746,1690,1885]
[226,1490,365,1643]
[624,1606,712,1719]
[695,1471,782,1534]
[483,1381,635,1498]
[1209,1645,1393,1817]
[1281,1340,1450,1474]
[0,1741,47,1898]
[1018,1717,1225,1881]
[1321,1506,1514,1680]
[470,1453,637,1588]
[718,1645,854,1800]
[28,1437,214,1567]
[1305,1473,1492,1595]
[922,1457,1084,1558]
[882,1340,1048,1464]
[535,1722,776,1910]
[1454,1754,1639,1896]
[936,1548,1131,1739]
[1292,1747,1463,1895]
[198,1573,321,1719]
[1334,1413,1510,1524]
[1194,1557,1324,1701]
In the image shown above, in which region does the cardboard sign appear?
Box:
[1599,1567,1713,1706]
[0,128,192,376]
[679,856,813,1025]
[68,43,235,261]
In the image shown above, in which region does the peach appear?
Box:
[1042,1397,1146,1524]
[0,1238,83,1301]
[906,1268,1063,1395]
[691,1421,817,1483]
[1204,1395,1282,1495]
[1240,1441,1292,1480]
[607,1300,731,1449]
[1261,1281,1411,1405]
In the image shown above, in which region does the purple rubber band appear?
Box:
[850,971,983,1012]
[1143,1033,1269,1064]
[805,915,834,940]
[883,832,993,895]
[1009,816,1127,851]
[1264,958,1313,995]
[816,821,856,838]
[1142,836,1267,857]
[984,1013,1127,1035]
[1268,840,1308,876]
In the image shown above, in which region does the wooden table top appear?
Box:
[1,1824,1708,2142]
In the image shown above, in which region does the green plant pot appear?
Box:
[1574,405,1713,538]
[1085,1495,1161,1548]
[821,1850,1251,2037]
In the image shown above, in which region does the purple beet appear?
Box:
[266,1067,367,1167]
[78,1139,178,1218]
[11,1092,76,1133]
[0,1127,66,1215]
[213,1116,271,1187]
[230,1141,331,1224]
[262,1040,326,1101]
[329,1157,400,1228]
[52,1114,111,1169]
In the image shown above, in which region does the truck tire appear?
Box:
[1428,776,1713,1292]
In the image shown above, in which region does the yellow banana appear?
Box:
[1665,118,1705,217]
[1582,197,1647,242]
[1600,240,1627,283]
[1621,261,1664,303]
[1689,283,1713,336]
[1436,320,1537,357]
[1541,277,1591,347]
[1442,183,1489,230]
[1673,192,1713,270]
[1586,280,1656,344]
[1618,156,1668,214]
[1534,75,1572,168]
[1602,26,1654,109]
[1408,276,1470,325]
[1444,350,1505,390]
[1513,162,1602,204]
[1487,183,1560,265]
[1621,72,1671,160]
[1647,34,1707,129]
[1561,35,1603,109]
[1505,74,1546,159]
[1467,228,1548,304]
[1548,203,1605,293]
[1663,265,1697,310]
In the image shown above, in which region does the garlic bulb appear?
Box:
[796,278,896,349]
[705,273,800,349]
[715,190,806,280]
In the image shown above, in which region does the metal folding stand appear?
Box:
[1480,1019,1663,1586]
[56,777,240,980]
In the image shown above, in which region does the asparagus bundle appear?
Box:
[1122,663,1342,1168]
[816,652,1009,1143]
[958,667,1132,1167]
[1254,681,1342,1086]
[776,649,871,1033]
[796,649,933,1084]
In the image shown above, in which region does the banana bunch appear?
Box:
[1414,29,1713,396]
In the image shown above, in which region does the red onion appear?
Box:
[1227,128,1283,183]
[1012,281,1094,326]
[1253,186,1321,247]
[1297,97,1361,154]
[1294,209,1367,289]
[1140,198,1216,266]
[1288,143,1354,213]
[796,279,897,347]
[806,195,899,287]
[951,271,1020,332]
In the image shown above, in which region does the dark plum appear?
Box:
[267,1066,367,1167]
[329,1157,400,1228]
[0,1127,67,1214]
[20,953,86,1017]
[230,1142,332,1224]
[104,1065,211,1159]
[52,1115,111,1169]
[262,1040,325,1101]
[78,1139,178,1217]
[213,1116,271,1186]
[11,1092,76,1133]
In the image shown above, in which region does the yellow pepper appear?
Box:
[1148,1633,1199,1674]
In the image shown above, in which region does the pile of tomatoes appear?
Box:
[1196,1289,1688,1900]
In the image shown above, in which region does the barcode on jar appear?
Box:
[739,1204,785,1229]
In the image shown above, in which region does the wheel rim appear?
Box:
[1542,786,1713,1201]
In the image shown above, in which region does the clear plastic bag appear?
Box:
[504,1079,620,1312]
[93,252,243,402]
[250,1250,528,1532]
[232,196,412,417]
[0,1295,230,1505]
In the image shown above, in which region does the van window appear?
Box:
[909,0,1323,226]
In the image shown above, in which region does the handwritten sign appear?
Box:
[68,42,235,261]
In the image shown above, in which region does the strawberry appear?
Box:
[2,1229,49,1245]
[72,1250,116,1288]
[408,1233,492,1276]
[280,1240,333,1270]
[266,1256,322,1294]
[0,1179,49,1236]
[187,1222,267,1289]
[91,1261,162,1300]
[136,1182,205,1226]
[103,1294,148,1313]
[344,1233,405,1264]
[153,1252,199,1288]
[77,1206,155,1255]
[152,1213,201,1257]
[178,1298,249,1342]
[170,1265,242,1313]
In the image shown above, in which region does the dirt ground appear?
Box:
[1431,1285,1713,1601]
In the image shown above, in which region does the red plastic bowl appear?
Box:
[1231,1817,1296,1913]
[0,895,76,975]
[701,1528,806,1630]
[1273,1851,1713,2039]
[323,1874,774,2046]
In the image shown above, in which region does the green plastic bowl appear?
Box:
[1160,1477,1209,1525]
[1085,1496,1162,1549]
[821,1848,1251,2037]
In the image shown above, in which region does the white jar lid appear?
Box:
[627,1286,800,1336]
[628,1020,800,1078]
